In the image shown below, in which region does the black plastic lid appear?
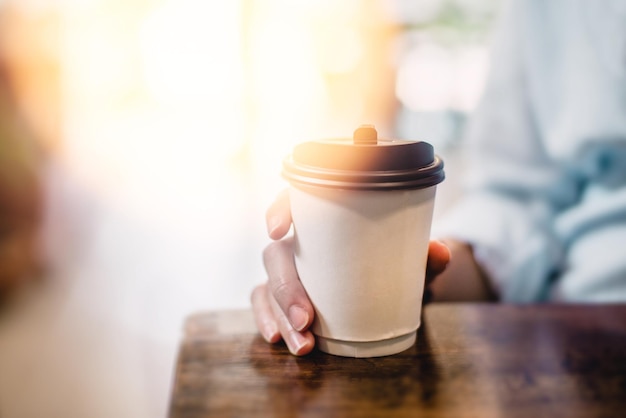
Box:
[282,125,445,190]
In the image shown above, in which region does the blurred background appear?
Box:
[0,0,498,417]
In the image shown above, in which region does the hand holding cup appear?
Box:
[253,198,450,356]
[252,126,447,357]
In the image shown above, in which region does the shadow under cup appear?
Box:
[283,126,444,358]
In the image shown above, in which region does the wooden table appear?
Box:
[169,304,626,417]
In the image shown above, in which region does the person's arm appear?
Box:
[433,0,578,302]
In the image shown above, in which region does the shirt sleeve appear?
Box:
[432,0,579,302]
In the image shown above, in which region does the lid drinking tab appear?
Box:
[353,125,378,145]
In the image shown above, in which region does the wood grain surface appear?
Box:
[169,304,626,418]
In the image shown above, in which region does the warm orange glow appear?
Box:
[51,0,400,229]
[3,0,490,229]
[0,2,61,151]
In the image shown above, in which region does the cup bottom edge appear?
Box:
[315,331,417,358]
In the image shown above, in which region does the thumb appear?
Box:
[425,240,451,285]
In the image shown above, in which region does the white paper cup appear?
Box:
[282,125,444,357]
[290,185,436,357]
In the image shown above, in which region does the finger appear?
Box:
[268,284,315,356]
[266,189,292,240]
[426,240,451,285]
[251,283,281,343]
[263,237,314,332]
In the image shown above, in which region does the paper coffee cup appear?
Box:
[282,125,444,357]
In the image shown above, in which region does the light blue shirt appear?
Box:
[435,0,626,302]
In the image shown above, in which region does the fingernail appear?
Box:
[262,321,279,343]
[288,305,309,332]
[268,216,281,237]
[435,239,450,249]
[287,331,308,355]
